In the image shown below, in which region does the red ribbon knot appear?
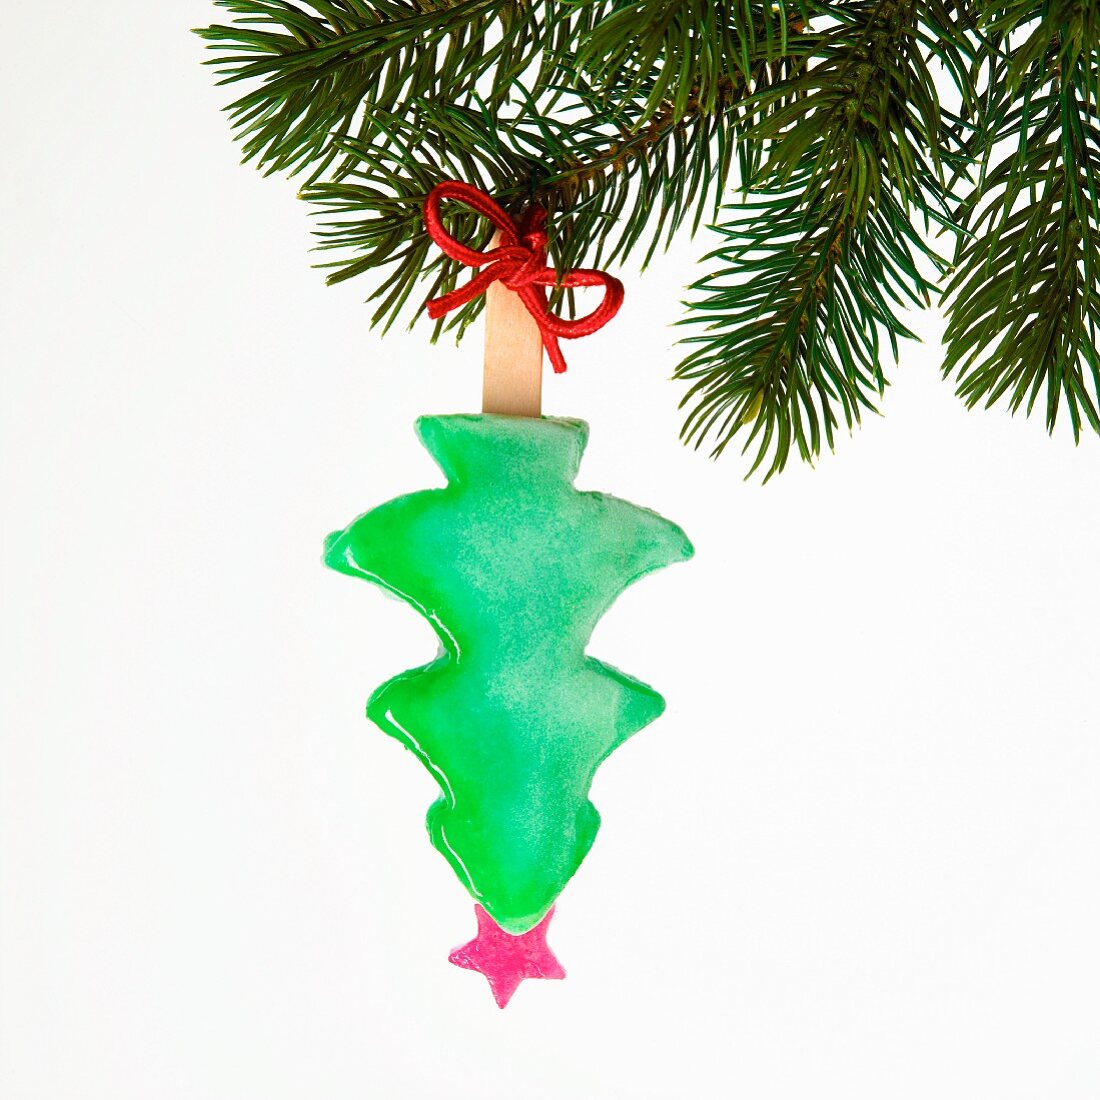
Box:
[423,180,624,373]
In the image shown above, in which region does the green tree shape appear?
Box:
[324,414,693,933]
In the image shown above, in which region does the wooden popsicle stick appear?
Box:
[482,232,543,418]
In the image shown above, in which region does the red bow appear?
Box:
[423,180,624,373]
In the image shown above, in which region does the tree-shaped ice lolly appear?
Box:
[324,183,692,1005]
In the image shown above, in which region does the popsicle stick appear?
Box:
[482,232,543,417]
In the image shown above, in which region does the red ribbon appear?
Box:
[423,180,624,373]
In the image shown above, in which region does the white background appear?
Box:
[2,4,1099,1098]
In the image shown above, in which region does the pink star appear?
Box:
[448,904,566,1007]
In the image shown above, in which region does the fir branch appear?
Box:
[576,0,793,124]
[306,101,550,337]
[675,0,969,476]
[677,177,945,479]
[943,0,1100,436]
[195,0,590,179]
[302,78,761,334]
[298,94,691,335]
[197,0,795,328]
[196,0,1100,475]
[295,5,806,335]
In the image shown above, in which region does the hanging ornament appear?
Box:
[324,181,692,1006]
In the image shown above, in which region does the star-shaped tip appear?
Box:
[448,904,565,1008]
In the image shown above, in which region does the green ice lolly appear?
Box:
[324,414,692,933]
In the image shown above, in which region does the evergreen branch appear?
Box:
[677,175,945,480]
[302,78,762,334]
[194,0,591,178]
[576,0,797,124]
[675,0,965,476]
[293,5,810,335]
[197,0,801,333]
[306,101,548,338]
[196,0,1100,474]
[943,0,1100,436]
[572,2,808,188]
